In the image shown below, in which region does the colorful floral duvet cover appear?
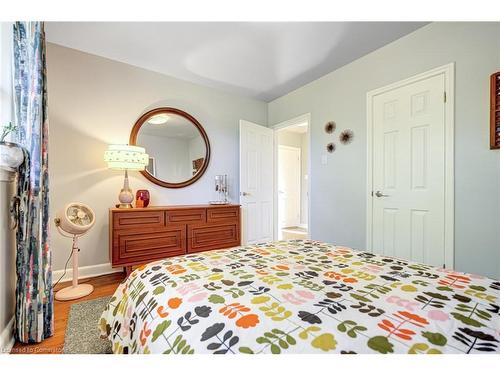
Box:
[100,240,500,354]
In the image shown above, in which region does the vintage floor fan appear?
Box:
[54,203,95,301]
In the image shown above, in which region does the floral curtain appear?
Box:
[13,21,53,343]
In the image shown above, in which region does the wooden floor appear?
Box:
[11,272,124,354]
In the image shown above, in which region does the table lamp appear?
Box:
[104,144,148,208]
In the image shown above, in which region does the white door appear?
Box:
[239,120,274,244]
[370,73,447,267]
[278,146,301,229]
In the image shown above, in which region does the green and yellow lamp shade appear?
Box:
[104,144,149,208]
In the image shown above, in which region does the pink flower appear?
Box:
[188,292,208,302]
[427,310,449,321]
[296,290,314,299]
[468,274,485,280]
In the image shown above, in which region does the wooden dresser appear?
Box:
[109,204,240,274]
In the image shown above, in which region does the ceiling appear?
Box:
[139,114,201,140]
[280,123,308,134]
[45,22,427,102]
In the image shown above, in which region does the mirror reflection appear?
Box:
[135,111,207,184]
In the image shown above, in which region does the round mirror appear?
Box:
[130,107,211,188]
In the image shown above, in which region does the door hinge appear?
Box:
[444,91,447,103]
[443,263,446,268]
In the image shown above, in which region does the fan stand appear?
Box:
[55,234,94,301]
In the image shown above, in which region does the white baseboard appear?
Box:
[52,262,122,285]
[0,316,15,354]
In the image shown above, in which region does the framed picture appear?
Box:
[146,157,156,176]
[192,157,204,175]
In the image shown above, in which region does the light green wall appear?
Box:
[268,22,500,279]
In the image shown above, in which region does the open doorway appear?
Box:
[274,114,310,240]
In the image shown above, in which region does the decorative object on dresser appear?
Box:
[490,71,500,149]
[209,174,229,204]
[129,107,211,188]
[135,189,150,208]
[54,203,95,301]
[109,204,241,275]
[104,144,149,208]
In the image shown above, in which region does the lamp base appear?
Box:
[55,284,94,301]
[117,169,135,209]
[117,203,133,209]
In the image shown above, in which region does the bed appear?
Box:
[99,240,500,354]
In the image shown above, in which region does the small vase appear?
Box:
[136,189,150,208]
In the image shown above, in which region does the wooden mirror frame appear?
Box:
[129,107,211,189]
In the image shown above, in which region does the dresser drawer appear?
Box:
[166,208,206,225]
[112,226,186,266]
[207,206,240,223]
[187,222,240,253]
[113,210,165,229]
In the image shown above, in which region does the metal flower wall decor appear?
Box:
[339,129,354,144]
[324,121,336,134]
[326,142,336,153]
[324,120,354,154]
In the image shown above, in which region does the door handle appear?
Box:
[241,192,250,196]
[374,190,389,198]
